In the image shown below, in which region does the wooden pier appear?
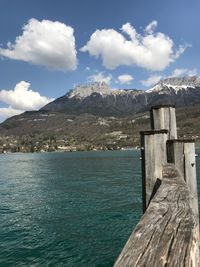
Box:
[114,105,199,267]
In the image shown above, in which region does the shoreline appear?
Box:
[1,145,199,155]
[0,147,140,155]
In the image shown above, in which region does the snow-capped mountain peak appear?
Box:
[147,76,200,93]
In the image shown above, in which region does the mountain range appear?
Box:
[1,76,200,152]
[41,76,200,116]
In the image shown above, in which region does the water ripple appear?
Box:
[0,150,147,266]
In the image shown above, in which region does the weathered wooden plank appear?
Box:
[114,165,199,267]
[140,132,154,212]
[167,139,199,227]
[184,142,199,228]
[167,140,185,178]
[150,105,177,139]
[140,130,168,211]
[169,107,177,139]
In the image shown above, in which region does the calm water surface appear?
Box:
[0,151,143,267]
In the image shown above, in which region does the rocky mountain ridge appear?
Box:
[68,82,111,98]
[67,76,200,98]
[147,76,200,93]
[41,76,200,116]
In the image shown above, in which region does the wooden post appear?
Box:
[140,130,168,212]
[167,139,199,228]
[184,142,199,226]
[151,105,177,139]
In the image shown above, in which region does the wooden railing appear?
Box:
[114,105,199,267]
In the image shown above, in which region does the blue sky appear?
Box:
[0,0,199,120]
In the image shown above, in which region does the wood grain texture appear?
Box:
[167,140,199,227]
[151,106,177,139]
[140,131,168,211]
[167,141,185,178]
[184,142,199,228]
[114,165,199,267]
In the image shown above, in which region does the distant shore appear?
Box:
[0,146,140,154]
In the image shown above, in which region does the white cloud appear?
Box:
[145,20,157,34]
[121,23,138,41]
[118,74,134,84]
[0,18,77,71]
[0,81,53,119]
[171,68,197,77]
[140,75,163,87]
[81,21,188,71]
[88,72,113,84]
[173,44,191,60]
[0,106,24,118]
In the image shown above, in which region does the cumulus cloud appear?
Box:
[0,18,77,71]
[0,106,23,118]
[0,81,53,118]
[81,21,188,71]
[118,74,134,84]
[171,68,197,77]
[140,75,162,87]
[88,72,113,84]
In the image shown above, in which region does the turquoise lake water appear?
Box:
[0,151,143,267]
[1,150,200,266]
